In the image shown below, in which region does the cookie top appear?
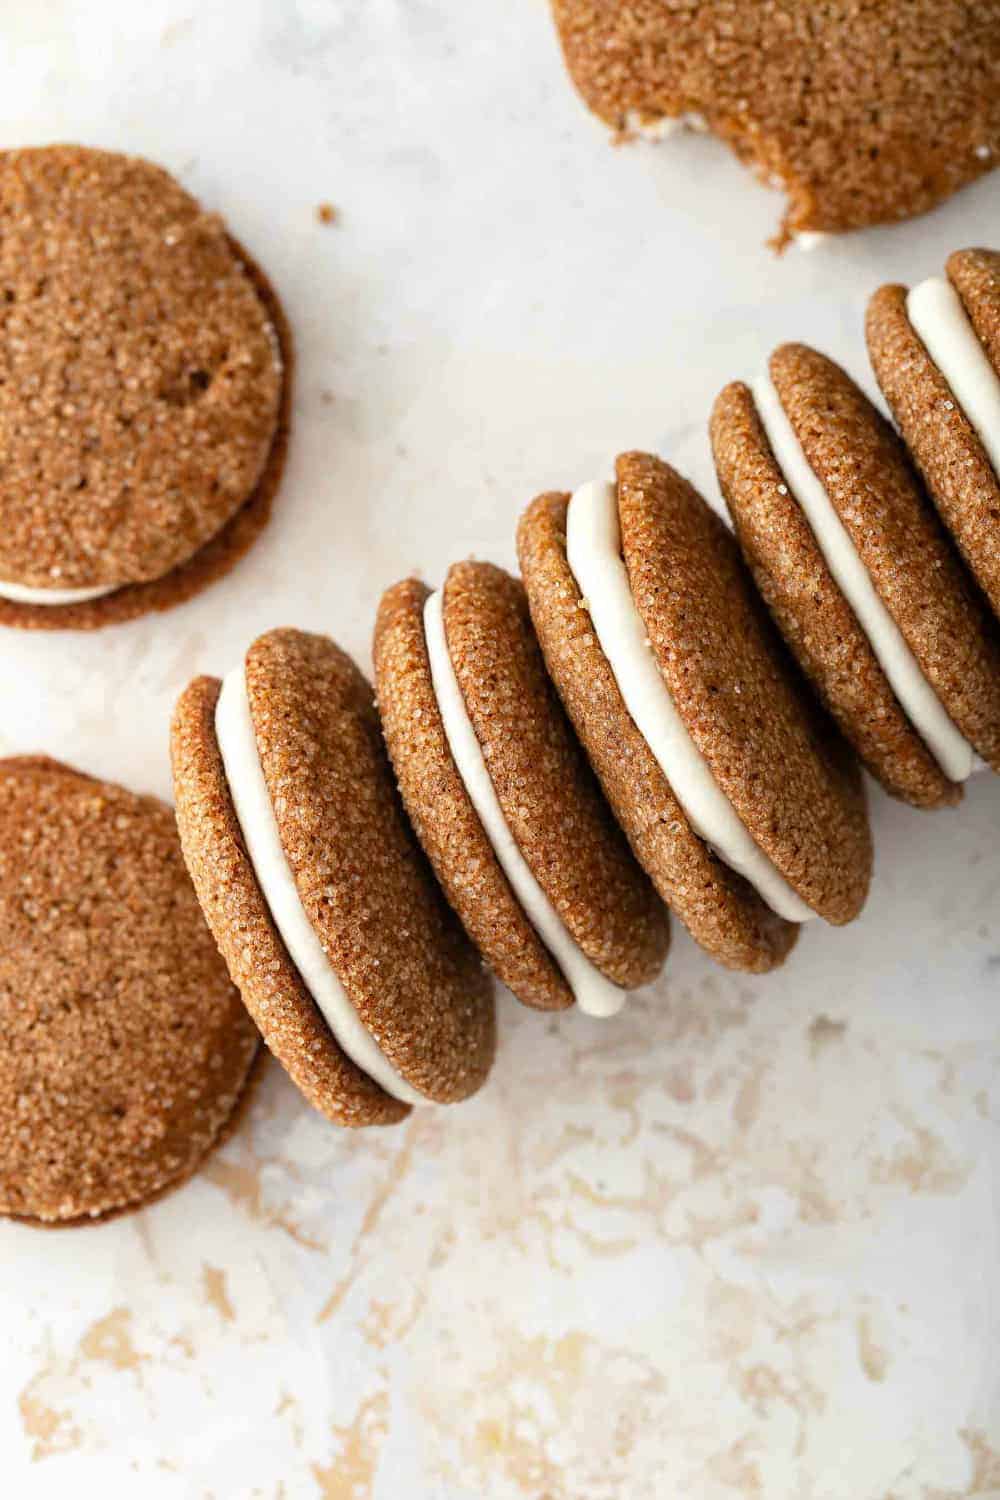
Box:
[866,278,1000,620]
[374,577,574,1011]
[0,756,259,1225]
[769,345,1000,768]
[949,248,1000,369]
[0,145,283,594]
[713,346,1000,805]
[440,560,670,990]
[172,630,495,1126]
[551,2,1000,241]
[518,489,798,973]
[0,232,291,632]
[617,452,871,924]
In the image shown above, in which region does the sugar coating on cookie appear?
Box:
[907,276,1000,487]
[0,145,286,618]
[423,585,628,1017]
[616,452,871,924]
[768,343,1000,773]
[173,676,408,1129]
[215,661,426,1103]
[174,630,495,1124]
[0,756,259,1224]
[439,561,670,992]
[518,489,798,974]
[565,479,813,922]
[550,2,1000,241]
[867,277,1000,622]
[374,578,574,1013]
[713,380,957,810]
[750,366,975,784]
[948,249,1000,374]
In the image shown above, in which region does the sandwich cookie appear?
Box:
[867,248,1000,621]
[518,454,872,973]
[172,628,495,1128]
[711,345,1000,809]
[0,145,290,629]
[373,563,669,1016]
[0,756,259,1225]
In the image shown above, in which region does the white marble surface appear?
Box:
[2,3,1000,1496]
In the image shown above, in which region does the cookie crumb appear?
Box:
[316,202,338,225]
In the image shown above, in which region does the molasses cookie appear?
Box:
[711,344,1000,809]
[0,145,290,628]
[374,563,669,1015]
[867,248,1000,621]
[0,756,259,1225]
[172,629,496,1129]
[518,454,872,972]
[550,3,1000,243]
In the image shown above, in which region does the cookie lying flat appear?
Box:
[375,563,669,1015]
[0,145,290,629]
[0,756,259,1225]
[519,455,872,973]
[711,345,1000,809]
[867,248,1000,622]
[550,2,1000,244]
[172,629,495,1128]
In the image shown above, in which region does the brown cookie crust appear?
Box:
[518,491,797,973]
[550,1,1000,242]
[866,281,1000,621]
[0,755,259,1224]
[374,578,573,1011]
[617,453,871,925]
[0,146,282,595]
[711,376,954,808]
[769,343,1000,774]
[949,248,1000,366]
[247,630,496,1104]
[441,560,670,989]
[171,675,407,1129]
[0,231,291,630]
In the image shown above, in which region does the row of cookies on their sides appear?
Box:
[4,153,1000,1219]
[170,244,1000,1135]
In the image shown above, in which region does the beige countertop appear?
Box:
[2,2,999,1495]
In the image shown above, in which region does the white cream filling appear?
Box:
[624,109,709,142]
[0,577,118,604]
[422,589,625,1019]
[752,371,976,784]
[907,276,1000,487]
[566,480,815,925]
[215,663,425,1106]
[794,232,830,253]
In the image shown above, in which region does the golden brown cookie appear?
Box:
[867,265,1000,621]
[520,454,870,967]
[374,565,669,1011]
[550,3,1000,243]
[949,249,1000,371]
[375,578,574,1011]
[617,453,870,922]
[0,756,259,1225]
[0,146,290,628]
[172,629,496,1128]
[711,345,1000,808]
[518,491,798,973]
